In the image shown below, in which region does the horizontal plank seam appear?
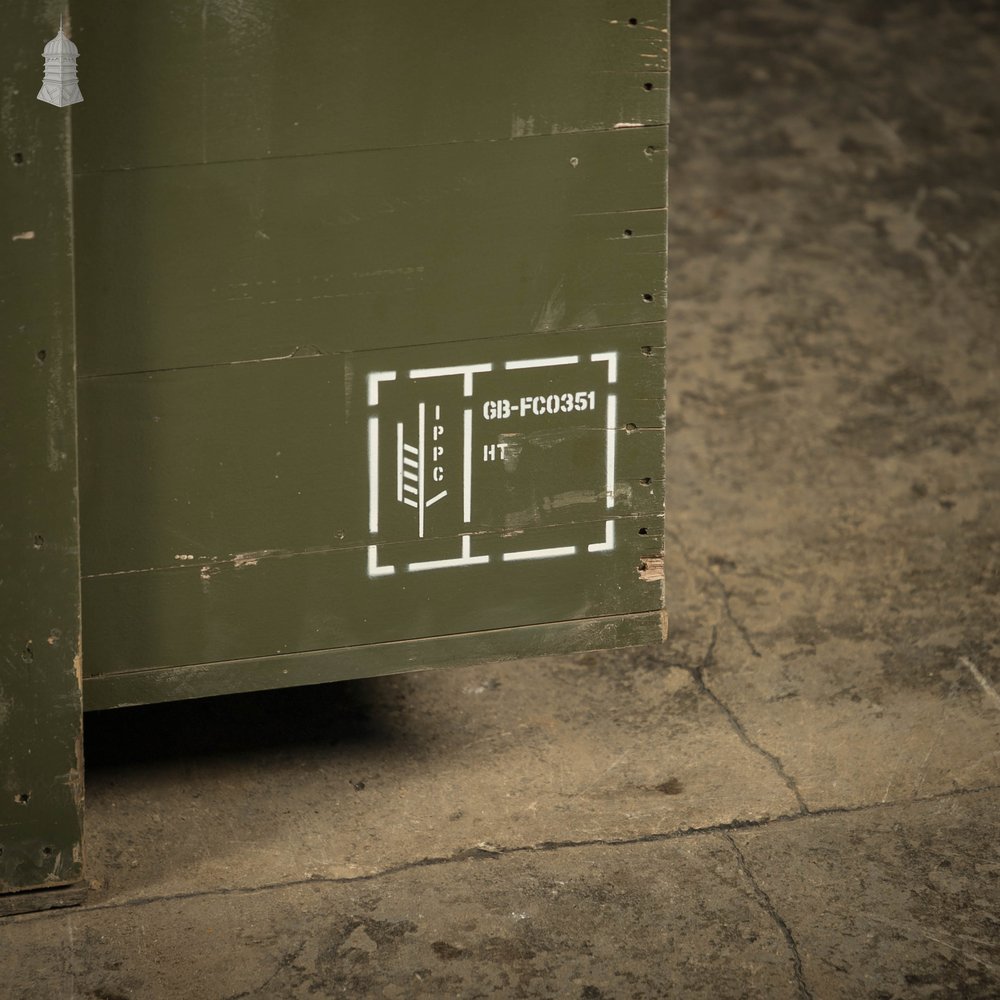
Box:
[73,122,669,178]
[83,609,663,682]
[82,511,665,580]
[77,317,668,381]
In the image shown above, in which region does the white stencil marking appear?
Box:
[463,408,473,522]
[606,393,617,509]
[504,355,580,370]
[503,545,577,562]
[409,534,490,573]
[368,416,380,533]
[367,370,396,406]
[417,402,426,538]
[591,351,618,384]
[367,545,395,577]
[366,350,622,575]
[588,519,615,553]
[410,363,492,397]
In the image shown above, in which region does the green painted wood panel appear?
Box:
[70,0,669,173]
[83,612,665,711]
[74,128,667,377]
[71,1,669,702]
[0,1,84,899]
[83,514,664,677]
[78,329,664,578]
[79,327,665,677]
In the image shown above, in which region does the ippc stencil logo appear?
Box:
[365,352,619,577]
[395,403,452,535]
[37,19,83,108]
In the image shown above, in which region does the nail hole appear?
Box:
[642,293,654,302]
[33,534,44,549]
[627,17,638,26]
[15,793,30,805]
[21,641,33,664]
[13,151,24,164]
[625,422,638,433]
[641,345,653,355]
[638,527,648,535]
[643,82,654,91]
[645,145,657,157]
[569,156,579,168]
[640,477,652,486]
[42,846,53,856]
[36,348,47,363]
[623,228,633,238]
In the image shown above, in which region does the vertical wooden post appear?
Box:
[0,1,86,914]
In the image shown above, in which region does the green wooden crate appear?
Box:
[1,0,668,910]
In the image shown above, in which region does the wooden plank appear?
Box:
[83,612,666,711]
[74,127,668,377]
[70,0,669,173]
[0,2,85,901]
[82,513,664,676]
[78,328,665,577]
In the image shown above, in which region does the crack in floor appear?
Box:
[714,573,763,658]
[688,626,810,814]
[664,525,763,658]
[725,831,814,1000]
[4,783,998,927]
[662,525,807,809]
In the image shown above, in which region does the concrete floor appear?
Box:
[3,0,1000,996]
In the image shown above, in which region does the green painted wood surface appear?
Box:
[74,128,667,377]
[0,1,85,897]
[70,0,669,174]
[83,612,664,712]
[78,329,664,578]
[78,326,665,677]
[70,1,669,700]
[84,515,664,676]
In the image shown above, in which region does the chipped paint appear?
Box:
[210,0,275,41]
[11,230,35,240]
[511,114,537,139]
[638,557,664,582]
[233,550,272,568]
[533,277,566,332]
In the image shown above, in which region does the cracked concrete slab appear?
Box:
[662,0,1000,811]
[0,834,803,1000]
[78,653,798,904]
[732,788,1000,1000]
